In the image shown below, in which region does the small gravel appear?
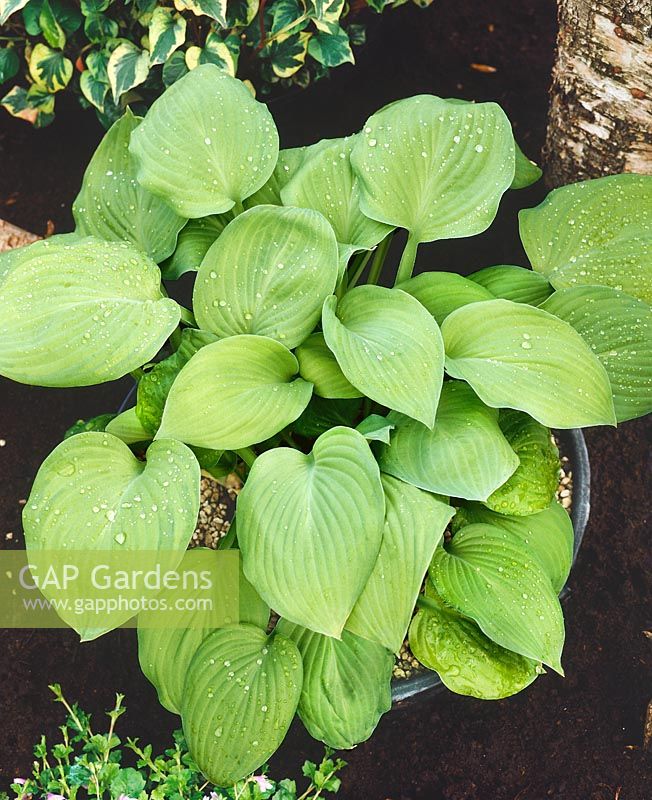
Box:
[189,474,241,550]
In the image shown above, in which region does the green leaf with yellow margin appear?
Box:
[107,41,150,102]
[148,7,186,67]
[29,43,73,92]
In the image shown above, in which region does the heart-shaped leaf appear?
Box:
[519,174,652,303]
[105,407,151,445]
[442,298,616,428]
[377,380,519,501]
[469,264,552,306]
[453,500,573,594]
[350,96,514,246]
[138,550,269,714]
[398,271,494,326]
[73,110,186,263]
[346,475,454,652]
[23,433,200,640]
[161,215,230,280]
[281,136,392,270]
[130,65,279,218]
[148,7,186,66]
[295,332,362,399]
[409,588,541,699]
[237,427,385,637]
[430,523,565,672]
[322,285,444,427]
[541,286,652,423]
[511,142,542,190]
[276,620,393,749]
[355,414,394,443]
[181,625,302,785]
[484,410,560,516]
[194,205,339,349]
[244,146,308,208]
[157,335,313,450]
[0,237,180,387]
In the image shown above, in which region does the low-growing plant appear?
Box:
[0,0,418,128]
[1,65,651,783]
[4,684,346,799]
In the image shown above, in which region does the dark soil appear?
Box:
[1,1,651,798]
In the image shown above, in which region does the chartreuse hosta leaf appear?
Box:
[105,407,151,445]
[430,523,565,672]
[73,111,186,263]
[511,142,543,190]
[157,336,313,450]
[138,551,269,714]
[377,380,519,501]
[469,265,553,306]
[409,584,541,700]
[322,286,444,427]
[355,414,394,443]
[351,96,515,272]
[398,271,494,326]
[485,410,560,516]
[130,65,279,218]
[137,329,217,435]
[23,433,200,640]
[295,333,362,399]
[276,620,393,749]
[453,501,573,594]
[194,206,339,348]
[346,475,454,653]
[442,298,616,428]
[181,625,302,785]
[161,215,230,280]
[519,174,652,304]
[244,147,308,208]
[281,136,392,270]
[0,237,180,387]
[237,427,385,637]
[541,287,652,423]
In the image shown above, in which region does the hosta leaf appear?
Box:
[442,298,616,428]
[541,286,652,423]
[157,335,312,449]
[105,407,151,444]
[237,427,385,637]
[276,620,392,749]
[23,434,200,640]
[350,96,514,247]
[322,285,444,427]
[138,551,268,714]
[137,329,218,435]
[281,136,392,270]
[0,0,30,24]
[64,413,117,439]
[308,24,354,68]
[453,501,573,594]
[292,396,362,438]
[519,174,652,304]
[194,206,339,349]
[73,111,186,263]
[107,42,149,102]
[130,65,278,218]
[409,590,541,699]
[148,7,186,66]
[29,43,73,92]
[511,142,542,190]
[430,523,565,672]
[161,215,229,280]
[0,237,180,387]
[346,475,454,652]
[377,380,519,501]
[355,413,393,443]
[295,333,362,399]
[181,625,302,785]
[485,410,559,516]
[469,264,552,305]
[398,271,494,326]
[244,147,308,208]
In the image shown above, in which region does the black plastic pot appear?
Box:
[391,427,590,704]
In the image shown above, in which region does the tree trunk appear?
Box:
[544,0,652,188]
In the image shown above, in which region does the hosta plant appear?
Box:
[0,0,421,128]
[2,65,651,783]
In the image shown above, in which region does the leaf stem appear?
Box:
[235,447,257,469]
[415,594,443,615]
[394,231,419,285]
[345,249,373,291]
[368,233,393,286]
[179,306,196,327]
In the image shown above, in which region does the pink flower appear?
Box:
[252,775,273,792]
[13,779,25,785]
[46,794,65,800]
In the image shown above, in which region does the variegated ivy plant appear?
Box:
[1,64,651,784]
[0,0,418,128]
